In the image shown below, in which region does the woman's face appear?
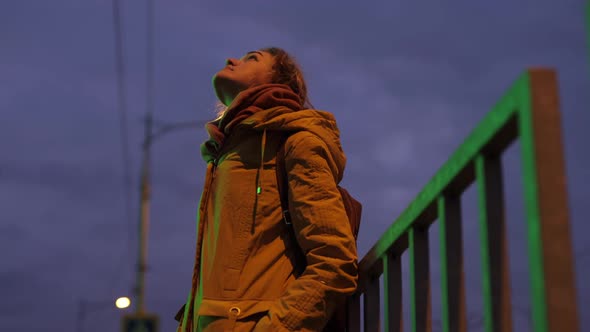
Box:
[212,50,275,106]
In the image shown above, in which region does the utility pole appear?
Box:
[132,0,208,315]
[136,0,154,314]
[134,117,206,314]
[136,112,153,314]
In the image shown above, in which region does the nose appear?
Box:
[225,58,239,66]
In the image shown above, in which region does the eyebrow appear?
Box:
[244,51,264,58]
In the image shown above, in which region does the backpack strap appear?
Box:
[275,133,306,276]
[275,133,291,226]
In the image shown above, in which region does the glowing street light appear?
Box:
[116,296,131,309]
[77,296,131,332]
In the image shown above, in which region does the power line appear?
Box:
[108,0,135,298]
[133,0,156,313]
[146,0,155,119]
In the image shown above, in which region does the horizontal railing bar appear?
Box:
[358,69,528,282]
[352,68,579,332]
[358,118,518,293]
[357,233,408,294]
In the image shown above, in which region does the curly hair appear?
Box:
[260,47,312,108]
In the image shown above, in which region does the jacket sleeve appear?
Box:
[265,132,359,332]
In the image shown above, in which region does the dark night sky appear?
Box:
[1,1,588,331]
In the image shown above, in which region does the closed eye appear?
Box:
[243,50,263,62]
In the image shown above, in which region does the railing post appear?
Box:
[409,227,431,332]
[348,293,361,332]
[353,67,579,332]
[438,195,467,332]
[517,69,579,332]
[364,276,381,332]
[383,252,403,332]
[476,153,513,332]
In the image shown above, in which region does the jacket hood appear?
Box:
[238,107,346,183]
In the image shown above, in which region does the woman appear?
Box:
[176,47,358,332]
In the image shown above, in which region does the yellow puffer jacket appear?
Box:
[178,107,358,332]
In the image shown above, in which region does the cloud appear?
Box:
[379,185,416,211]
[373,132,415,168]
[2,1,589,331]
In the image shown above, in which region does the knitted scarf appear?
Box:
[201,83,303,162]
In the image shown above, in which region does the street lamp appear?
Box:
[77,297,131,332]
[116,296,131,309]
[134,116,207,314]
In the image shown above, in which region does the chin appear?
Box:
[212,75,234,106]
[212,70,229,85]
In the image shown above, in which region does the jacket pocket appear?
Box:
[197,299,272,331]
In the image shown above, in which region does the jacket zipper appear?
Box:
[203,159,217,210]
[191,158,217,324]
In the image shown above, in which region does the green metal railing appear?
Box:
[349,68,579,332]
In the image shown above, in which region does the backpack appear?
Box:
[275,134,362,332]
